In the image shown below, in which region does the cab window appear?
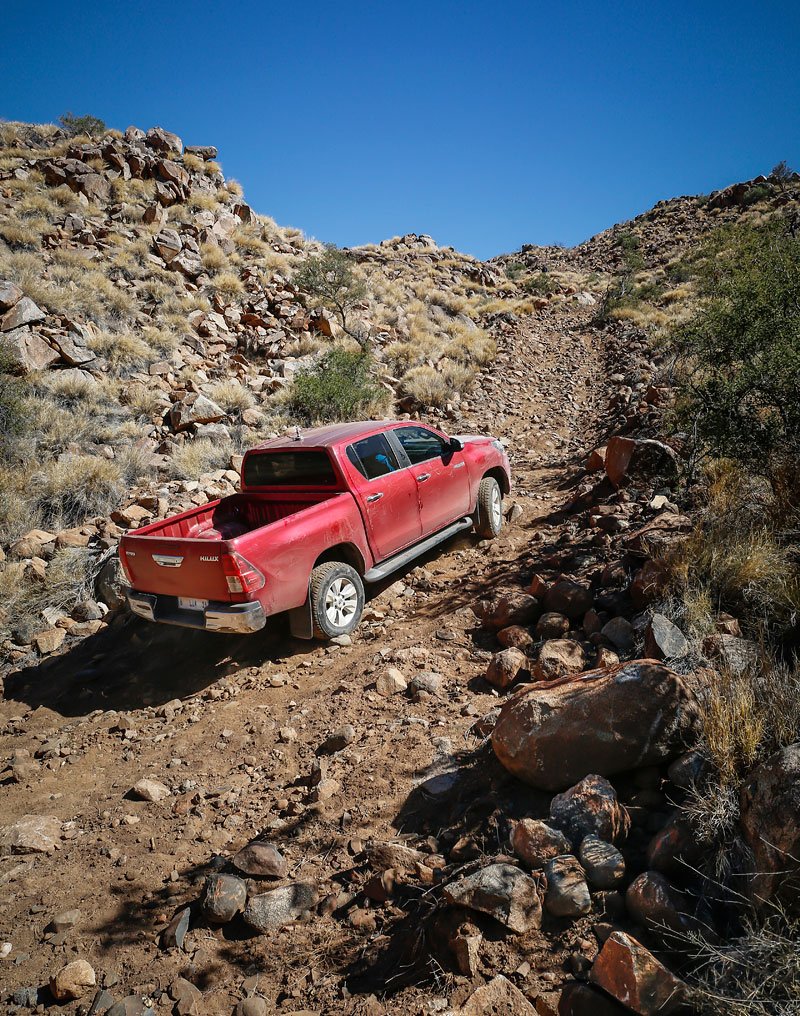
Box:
[395,426,448,466]
[347,433,400,480]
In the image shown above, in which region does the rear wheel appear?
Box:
[474,476,504,539]
[310,561,365,639]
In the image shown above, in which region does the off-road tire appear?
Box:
[474,476,504,539]
[310,561,365,639]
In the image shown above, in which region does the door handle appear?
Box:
[366,492,384,502]
[416,473,431,482]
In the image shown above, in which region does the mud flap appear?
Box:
[288,592,314,640]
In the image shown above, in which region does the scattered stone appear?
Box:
[497,625,535,650]
[47,908,82,933]
[375,666,407,696]
[532,638,587,680]
[232,840,287,879]
[203,872,247,923]
[317,724,356,754]
[243,883,319,932]
[579,836,625,888]
[544,855,591,917]
[536,612,570,639]
[409,671,443,700]
[492,661,700,791]
[0,814,61,854]
[161,905,191,950]
[550,775,630,845]
[443,863,542,933]
[236,997,268,1016]
[542,579,593,619]
[132,778,170,802]
[476,589,540,629]
[107,995,155,1016]
[49,959,96,1001]
[511,818,572,869]
[590,931,687,1015]
[486,647,528,689]
[33,627,66,655]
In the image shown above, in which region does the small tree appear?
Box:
[286,347,381,423]
[671,219,800,494]
[59,112,107,138]
[294,244,367,339]
[770,160,795,194]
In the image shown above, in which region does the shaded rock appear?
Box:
[232,840,287,879]
[542,579,593,619]
[532,638,586,680]
[666,751,707,791]
[203,872,247,923]
[623,513,692,558]
[511,818,572,869]
[601,617,634,654]
[702,633,759,675]
[626,871,698,937]
[0,814,61,854]
[243,883,318,932]
[645,614,688,660]
[96,556,128,609]
[579,835,625,888]
[590,931,687,1015]
[646,811,705,874]
[630,559,669,609]
[605,436,679,490]
[558,982,631,1015]
[536,611,570,639]
[486,647,528,689]
[476,589,540,629]
[550,775,630,845]
[544,855,591,917]
[49,959,96,1001]
[442,863,542,933]
[107,995,155,1016]
[497,624,534,650]
[740,742,800,910]
[492,661,700,791]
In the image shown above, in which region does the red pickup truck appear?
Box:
[121,420,510,639]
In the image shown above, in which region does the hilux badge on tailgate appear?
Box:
[200,556,219,562]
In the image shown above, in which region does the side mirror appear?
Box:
[448,437,463,453]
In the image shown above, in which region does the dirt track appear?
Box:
[0,306,618,1013]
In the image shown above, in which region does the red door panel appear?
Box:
[393,426,472,534]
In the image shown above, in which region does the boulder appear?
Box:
[75,172,110,203]
[579,835,625,888]
[442,863,542,933]
[511,818,572,869]
[589,931,687,1015]
[146,126,183,154]
[1,295,44,331]
[532,638,587,680]
[550,775,630,845]
[486,647,528,689]
[50,331,96,366]
[154,227,182,262]
[542,579,593,619]
[232,840,287,879]
[185,145,218,160]
[604,436,679,490]
[544,855,591,917]
[739,742,800,910]
[491,661,700,791]
[170,393,225,431]
[3,326,60,371]
[243,882,318,933]
[476,589,540,629]
[644,614,688,660]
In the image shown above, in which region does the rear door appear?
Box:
[391,425,472,535]
[345,432,421,559]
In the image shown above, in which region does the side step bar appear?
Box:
[364,516,474,583]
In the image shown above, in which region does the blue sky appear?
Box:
[2,1,799,259]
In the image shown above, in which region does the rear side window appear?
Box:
[347,433,400,480]
[243,450,337,486]
[395,426,448,465]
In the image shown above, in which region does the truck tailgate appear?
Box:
[121,535,236,601]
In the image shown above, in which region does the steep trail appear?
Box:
[0,311,615,1013]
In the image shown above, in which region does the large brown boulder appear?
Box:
[604,436,679,489]
[739,742,800,910]
[491,661,700,791]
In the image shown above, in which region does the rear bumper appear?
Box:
[127,591,266,634]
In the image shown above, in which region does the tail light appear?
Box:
[119,545,134,585]
[221,552,265,598]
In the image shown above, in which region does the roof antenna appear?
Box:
[294,425,302,442]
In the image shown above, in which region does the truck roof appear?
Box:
[250,421,406,451]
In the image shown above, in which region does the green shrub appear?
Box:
[671,220,800,492]
[742,183,771,206]
[59,112,107,137]
[0,343,24,456]
[522,272,554,296]
[285,347,384,423]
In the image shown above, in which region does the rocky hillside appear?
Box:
[2,120,800,1016]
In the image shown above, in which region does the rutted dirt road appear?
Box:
[0,307,618,1014]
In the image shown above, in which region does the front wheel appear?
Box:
[310,561,365,639]
[474,476,504,539]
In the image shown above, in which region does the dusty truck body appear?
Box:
[121,420,511,639]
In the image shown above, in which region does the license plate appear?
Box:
[178,597,208,612]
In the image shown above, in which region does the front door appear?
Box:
[392,426,472,534]
[346,432,422,559]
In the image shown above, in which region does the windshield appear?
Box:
[243,450,338,487]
